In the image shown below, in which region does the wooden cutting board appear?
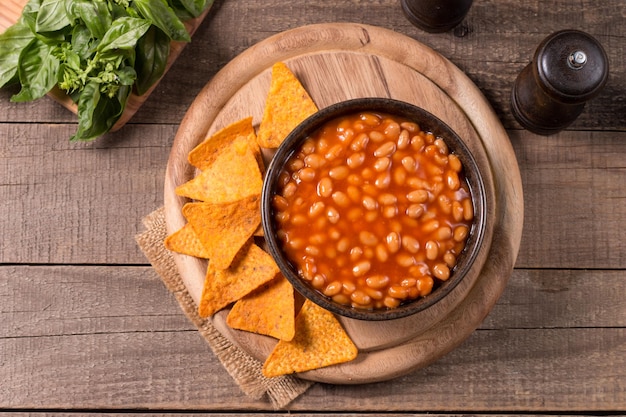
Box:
[164,23,524,384]
[0,0,209,131]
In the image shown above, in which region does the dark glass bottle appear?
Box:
[401,0,473,33]
[511,29,609,135]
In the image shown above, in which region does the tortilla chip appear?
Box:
[257,62,318,148]
[188,117,260,170]
[227,274,295,341]
[198,243,280,317]
[175,140,263,204]
[182,195,261,270]
[164,223,210,259]
[262,299,358,377]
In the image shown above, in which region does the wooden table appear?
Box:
[1,0,625,414]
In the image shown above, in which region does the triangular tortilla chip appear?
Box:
[175,141,263,204]
[257,62,318,148]
[198,243,280,317]
[164,223,210,259]
[188,117,260,170]
[182,195,261,270]
[227,274,295,341]
[262,299,358,377]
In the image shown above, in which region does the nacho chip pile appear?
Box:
[165,62,356,377]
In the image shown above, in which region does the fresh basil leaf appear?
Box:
[36,0,71,33]
[71,80,127,141]
[11,38,60,102]
[134,26,170,96]
[178,0,214,18]
[71,24,94,60]
[133,0,191,42]
[71,0,112,39]
[0,22,36,88]
[97,16,151,53]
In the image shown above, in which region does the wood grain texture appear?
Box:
[0,0,625,413]
[1,266,624,411]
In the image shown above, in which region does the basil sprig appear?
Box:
[0,0,213,141]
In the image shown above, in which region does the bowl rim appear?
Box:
[261,97,488,321]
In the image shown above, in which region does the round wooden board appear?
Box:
[164,23,524,384]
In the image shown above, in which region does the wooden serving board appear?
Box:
[0,0,210,131]
[164,23,524,384]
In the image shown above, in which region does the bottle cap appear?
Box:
[534,29,609,104]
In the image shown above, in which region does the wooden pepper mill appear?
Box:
[511,29,609,135]
[401,0,473,33]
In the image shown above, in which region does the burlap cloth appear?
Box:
[135,207,313,408]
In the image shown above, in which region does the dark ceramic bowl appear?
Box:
[261,98,487,321]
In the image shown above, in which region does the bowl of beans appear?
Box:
[261,97,488,321]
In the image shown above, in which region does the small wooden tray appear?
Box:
[164,23,524,384]
[0,0,210,131]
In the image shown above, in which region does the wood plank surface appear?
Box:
[0,0,624,414]
[2,266,625,411]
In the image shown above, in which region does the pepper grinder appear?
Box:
[511,29,609,135]
[401,0,473,33]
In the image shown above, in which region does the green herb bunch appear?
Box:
[0,0,213,141]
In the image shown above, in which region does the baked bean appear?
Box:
[316,177,333,197]
[350,246,364,262]
[432,263,450,281]
[454,225,469,242]
[365,287,384,300]
[422,219,440,234]
[352,260,372,277]
[369,130,385,142]
[350,133,369,151]
[311,274,326,289]
[375,172,391,189]
[397,129,411,149]
[359,231,378,246]
[304,153,325,169]
[375,244,389,262]
[273,110,474,310]
[436,226,453,241]
[309,201,325,217]
[402,236,420,253]
[386,232,401,253]
[329,165,350,180]
[374,157,391,172]
[363,196,378,211]
[347,152,365,168]
[332,191,351,208]
[406,203,424,218]
[360,112,381,126]
[305,245,320,256]
[326,207,340,223]
[382,205,398,218]
[417,276,434,296]
[379,193,398,206]
[393,167,407,185]
[438,194,452,214]
[351,290,371,306]
[448,154,462,172]
[384,121,401,140]
[346,185,361,203]
[407,189,429,203]
[324,280,343,296]
[462,198,474,221]
[452,200,464,222]
[374,141,397,158]
[425,240,439,260]
[445,170,460,191]
[325,144,344,161]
